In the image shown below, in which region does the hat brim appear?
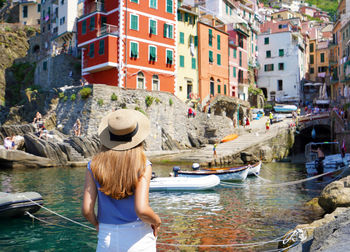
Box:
[98,110,150,151]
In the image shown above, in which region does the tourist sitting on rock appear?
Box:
[33,112,42,129]
[73,119,81,136]
[4,136,16,150]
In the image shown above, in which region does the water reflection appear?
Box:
[0,162,324,251]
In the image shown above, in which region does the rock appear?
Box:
[0,148,56,168]
[0,124,35,144]
[258,145,273,162]
[66,135,100,158]
[318,176,350,213]
[240,152,259,164]
[188,133,201,148]
[305,197,325,216]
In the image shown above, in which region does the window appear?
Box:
[209,50,213,63]
[166,50,173,64]
[264,64,274,71]
[278,80,283,91]
[130,14,138,30]
[99,39,105,55]
[82,20,87,34]
[278,63,284,70]
[318,66,327,72]
[180,55,185,67]
[266,50,271,58]
[233,67,236,77]
[137,72,145,89]
[233,48,237,58]
[224,84,227,95]
[184,13,189,22]
[177,11,182,21]
[150,0,157,9]
[217,35,221,50]
[163,24,173,38]
[238,35,244,48]
[23,6,28,18]
[149,19,157,35]
[218,84,221,94]
[149,46,156,61]
[191,58,196,69]
[89,43,95,58]
[239,51,242,67]
[217,54,221,65]
[166,0,172,13]
[37,4,41,12]
[131,0,138,3]
[43,61,47,71]
[194,36,198,46]
[90,16,95,31]
[310,67,314,74]
[279,49,284,56]
[264,37,269,45]
[130,42,138,58]
[310,43,314,53]
[152,75,159,90]
[180,32,184,44]
[310,55,314,64]
[278,24,282,29]
[320,53,325,63]
[61,0,64,4]
[210,78,215,96]
[209,29,213,47]
[60,16,66,25]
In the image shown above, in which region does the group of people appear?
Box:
[33,112,48,140]
[4,135,17,150]
[187,107,196,118]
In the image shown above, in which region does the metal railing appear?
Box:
[84,1,105,16]
[97,24,119,37]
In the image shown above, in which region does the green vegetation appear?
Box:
[169,98,173,106]
[264,103,273,110]
[155,97,162,104]
[64,96,68,102]
[58,92,64,99]
[305,0,338,18]
[248,85,263,96]
[70,94,76,101]
[135,106,147,116]
[79,87,92,99]
[111,92,118,101]
[145,96,155,107]
[97,99,104,106]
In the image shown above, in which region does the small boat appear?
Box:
[203,161,262,176]
[221,134,238,143]
[0,192,43,218]
[176,165,249,181]
[305,142,350,175]
[273,104,297,113]
[150,175,220,191]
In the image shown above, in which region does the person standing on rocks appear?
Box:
[82,109,161,251]
[213,142,218,159]
[269,112,274,125]
[73,119,81,136]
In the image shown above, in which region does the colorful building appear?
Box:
[197,18,229,103]
[77,0,176,93]
[176,3,199,101]
[19,0,41,26]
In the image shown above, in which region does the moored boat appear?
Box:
[176,165,249,181]
[0,192,43,218]
[273,104,297,113]
[203,161,262,176]
[150,175,220,191]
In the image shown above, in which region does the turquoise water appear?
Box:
[0,163,325,251]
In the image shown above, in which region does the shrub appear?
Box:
[264,103,273,110]
[63,96,68,102]
[58,92,64,99]
[97,99,104,106]
[169,98,173,106]
[135,106,147,116]
[111,93,118,101]
[70,94,76,101]
[155,97,161,104]
[80,87,92,99]
[145,96,155,107]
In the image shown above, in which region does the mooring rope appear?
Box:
[22,195,95,231]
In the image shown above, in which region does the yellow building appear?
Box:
[271,9,305,21]
[176,4,199,102]
[19,0,40,26]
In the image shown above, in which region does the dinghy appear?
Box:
[0,192,43,218]
[203,161,262,176]
[150,175,220,191]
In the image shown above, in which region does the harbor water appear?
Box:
[0,162,326,251]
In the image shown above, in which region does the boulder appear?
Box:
[0,148,56,168]
[188,133,201,148]
[0,124,35,144]
[318,176,350,213]
[240,152,259,164]
[65,135,101,158]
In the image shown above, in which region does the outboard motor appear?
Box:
[173,166,181,177]
[151,172,157,180]
[192,163,200,170]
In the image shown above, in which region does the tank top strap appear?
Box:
[87,161,100,188]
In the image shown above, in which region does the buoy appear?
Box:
[192,163,200,170]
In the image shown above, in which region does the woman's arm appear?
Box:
[82,169,99,231]
[134,164,161,235]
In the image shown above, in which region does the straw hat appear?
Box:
[98,109,150,151]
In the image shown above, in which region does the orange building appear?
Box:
[77,0,176,92]
[197,18,229,102]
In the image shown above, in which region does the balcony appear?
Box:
[238,78,249,85]
[97,24,119,37]
[84,1,105,16]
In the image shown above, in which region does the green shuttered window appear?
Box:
[150,0,157,9]
[209,29,213,47]
[217,35,221,50]
[149,46,156,61]
[217,54,221,65]
[209,50,213,63]
[180,32,184,44]
[130,42,138,58]
[180,55,185,67]
[192,58,196,69]
[82,20,87,34]
[166,0,172,13]
[150,19,157,34]
[99,40,105,55]
[131,14,138,30]
[166,50,173,64]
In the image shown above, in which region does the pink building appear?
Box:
[228,28,248,99]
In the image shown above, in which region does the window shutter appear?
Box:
[163,24,167,37]
[169,25,173,39]
[180,32,184,44]
[209,51,213,63]
[192,58,196,69]
[166,0,172,13]
[180,55,184,67]
[194,36,198,46]
[217,54,221,65]
[185,13,189,22]
[217,35,221,50]
[209,29,212,46]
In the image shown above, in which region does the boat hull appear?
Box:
[0,192,43,218]
[305,154,350,175]
[248,161,262,176]
[274,105,297,113]
[150,175,220,191]
[178,167,249,181]
[203,161,262,177]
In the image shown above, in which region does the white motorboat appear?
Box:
[150,175,220,191]
[0,192,43,218]
[274,104,297,113]
[247,161,262,176]
[305,142,350,175]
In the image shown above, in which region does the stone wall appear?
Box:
[55,84,235,151]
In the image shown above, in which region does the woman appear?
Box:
[73,119,81,136]
[82,109,161,251]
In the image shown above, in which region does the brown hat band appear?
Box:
[109,123,139,142]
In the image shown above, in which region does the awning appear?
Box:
[304,83,323,86]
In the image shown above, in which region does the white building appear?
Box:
[257,31,306,102]
[269,0,305,12]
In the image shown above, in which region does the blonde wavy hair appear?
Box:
[90,143,146,200]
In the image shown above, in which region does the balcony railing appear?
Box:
[97,24,119,37]
[238,78,249,85]
[84,1,105,16]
